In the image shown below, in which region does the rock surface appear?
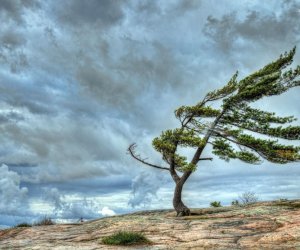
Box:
[1,200,300,249]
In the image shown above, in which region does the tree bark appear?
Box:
[173,179,190,216]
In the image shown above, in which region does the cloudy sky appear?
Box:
[1,0,300,228]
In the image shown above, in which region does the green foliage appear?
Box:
[222,104,296,125]
[212,138,236,161]
[152,128,204,172]
[153,129,204,153]
[154,48,300,171]
[148,48,300,175]
[177,162,197,172]
[221,103,300,141]
[210,201,222,207]
[15,222,32,228]
[14,217,54,228]
[212,138,261,163]
[102,231,150,245]
[231,200,240,206]
[234,134,300,163]
[175,105,221,120]
[224,47,299,107]
[278,198,288,202]
[205,71,239,102]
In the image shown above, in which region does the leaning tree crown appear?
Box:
[129,48,300,216]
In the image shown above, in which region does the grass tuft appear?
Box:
[102,231,150,245]
[210,201,222,207]
[15,222,32,228]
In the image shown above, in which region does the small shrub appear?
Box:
[210,201,222,207]
[278,198,288,202]
[102,231,150,245]
[239,191,258,205]
[34,217,55,226]
[15,222,32,227]
[231,200,240,206]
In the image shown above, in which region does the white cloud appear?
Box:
[99,206,116,217]
[43,188,102,220]
[0,164,28,214]
[128,171,168,208]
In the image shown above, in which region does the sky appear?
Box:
[1,0,300,228]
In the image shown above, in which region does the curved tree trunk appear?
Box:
[173,180,190,216]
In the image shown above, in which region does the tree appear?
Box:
[128,48,300,216]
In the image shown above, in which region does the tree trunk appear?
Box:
[173,181,190,216]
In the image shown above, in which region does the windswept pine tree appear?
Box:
[128,48,300,216]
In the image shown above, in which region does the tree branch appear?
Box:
[190,110,226,165]
[182,100,207,127]
[179,111,226,184]
[212,131,266,160]
[199,157,213,161]
[128,143,170,171]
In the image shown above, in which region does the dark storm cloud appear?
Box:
[203,1,300,53]
[0,2,31,74]
[0,31,29,73]
[134,0,161,14]
[0,111,24,124]
[75,39,185,113]
[0,30,26,48]
[0,0,40,23]
[0,74,57,115]
[198,0,300,112]
[76,64,133,108]
[27,175,132,196]
[0,115,131,183]
[51,0,127,28]
[116,41,184,90]
[173,0,202,14]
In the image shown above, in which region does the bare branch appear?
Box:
[128,143,169,171]
[199,157,213,161]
